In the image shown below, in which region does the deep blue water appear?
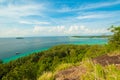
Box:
[0,36,108,62]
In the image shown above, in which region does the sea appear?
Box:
[0,36,108,63]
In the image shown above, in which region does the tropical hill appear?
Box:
[0,26,120,80]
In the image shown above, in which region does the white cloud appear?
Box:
[33,26,48,33]
[0,28,32,37]
[74,10,120,20]
[33,26,66,34]
[0,25,110,37]
[82,0,120,10]
[19,21,50,25]
[32,25,109,36]
[76,12,113,19]
[58,0,120,12]
[0,0,119,37]
[0,3,45,18]
[0,2,48,26]
[77,15,101,19]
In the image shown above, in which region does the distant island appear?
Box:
[16,37,24,39]
[72,35,111,38]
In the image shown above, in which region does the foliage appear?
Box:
[108,26,120,49]
[0,44,107,80]
[0,59,3,64]
[38,72,54,80]
[85,45,107,58]
[54,63,74,72]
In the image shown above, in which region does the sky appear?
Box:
[0,0,120,37]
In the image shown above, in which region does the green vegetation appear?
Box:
[0,26,120,80]
[38,72,54,80]
[108,26,120,49]
[72,35,110,38]
[0,44,107,80]
[81,59,120,80]
[0,59,3,64]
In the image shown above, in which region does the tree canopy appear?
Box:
[0,59,3,64]
[108,26,120,48]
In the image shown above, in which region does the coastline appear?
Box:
[2,48,48,63]
[1,38,108,63]
[2,43,107,63]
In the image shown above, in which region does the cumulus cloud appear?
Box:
[0,25,109,37]
[32,25,109,36]
[33,26,66,35]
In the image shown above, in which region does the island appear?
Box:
[72,35,111,38]
[16,37,24,39]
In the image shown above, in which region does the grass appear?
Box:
[38,62,80,80]
[38,49,120,80]
[108,49,120,56]
[54,63,73,72]
[37,63,74,80]
[81,59,120,80]
[54,62,80,72]
[38,72,54,80]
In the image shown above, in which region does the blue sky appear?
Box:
[0,0,120,37]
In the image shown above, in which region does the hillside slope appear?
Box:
[55,53,120,80]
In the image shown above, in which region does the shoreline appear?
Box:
[1,40,108,63]
[2,48,48,63]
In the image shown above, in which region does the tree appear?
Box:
[0,59,3,64]
[108,26,120,48]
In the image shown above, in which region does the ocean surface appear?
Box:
[0,36,108,63]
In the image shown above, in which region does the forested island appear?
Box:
[72,35,111,38]
[0,26,120,80]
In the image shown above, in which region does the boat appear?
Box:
[16,52,20,55]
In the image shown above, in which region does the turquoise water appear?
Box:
[3,48,48,63]
[0,37,108,63]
